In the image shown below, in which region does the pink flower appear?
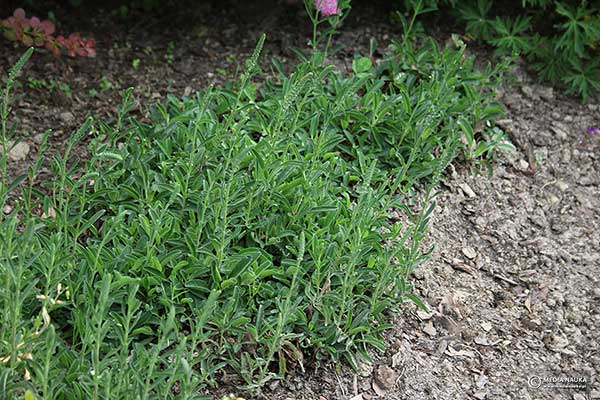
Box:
[315,0,339,16]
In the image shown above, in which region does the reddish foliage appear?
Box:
[0,8,95,58]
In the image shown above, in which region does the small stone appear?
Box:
[551,111,560,120]
[423,321,437,337]
[538,86,554,101]
[60,111,75,125]
[358,361,373,377]
[417,310,432,320]
[2,204,12,214]
[473,391,486,400]
[517,159,529,171]
[521,86,537,99]
[495,119,513,129]
[460,183,477,198]
[41,207,57,219]
[550,124,568,141]
[474,335,491,346]
[532,131,551,146]
[8,141,30,161]
[462,247,477,259]
[32,133,46,144]
[412,268,425,280]
[547,194,560,206]
[556,181,568,191]
[476,375,488,389]
[561,148,571,163]
[375,365,397,390]
[481,321,492,332]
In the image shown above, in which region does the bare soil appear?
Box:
[1,1,598,399]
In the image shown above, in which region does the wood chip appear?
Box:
[445,346,475,358]
[524,296,532,313]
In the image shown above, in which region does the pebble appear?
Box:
[556,181,568,191]
[547,193,560,206]
[473,390,486,400]
[551,111,560,120]
[460,183,477,198]
[538,86,554,101]
[517,159,529,171]
[7,141,30,161]
[521,86,537,100]
[2,204,12,214]
[60,111,75,125]
[358,361,373,377]
[375,365,397,389]
[550,124,568,141]
[423,321,437,337]
[481,321,492,332]
[32,133,46,144]
[412,267,425,280]
[532,131,551,146]
[561,148,571,163]
[417,310,432,320]
[462,247,477,259]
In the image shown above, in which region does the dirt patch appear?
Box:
[1,2,599,399]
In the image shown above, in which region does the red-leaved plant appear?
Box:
[0,8,96,57]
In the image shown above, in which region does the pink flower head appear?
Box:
[315,0,339,16]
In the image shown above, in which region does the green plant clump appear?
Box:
[0,9,511,399]
[395,0,600,100]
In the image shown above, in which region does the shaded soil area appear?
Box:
[1,1,599,399]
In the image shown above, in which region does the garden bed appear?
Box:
[1,1,599,399]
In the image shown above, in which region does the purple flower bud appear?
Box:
[587,127,600,135]
[315,0,339,16]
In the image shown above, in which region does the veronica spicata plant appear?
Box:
[0,3,511,399]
